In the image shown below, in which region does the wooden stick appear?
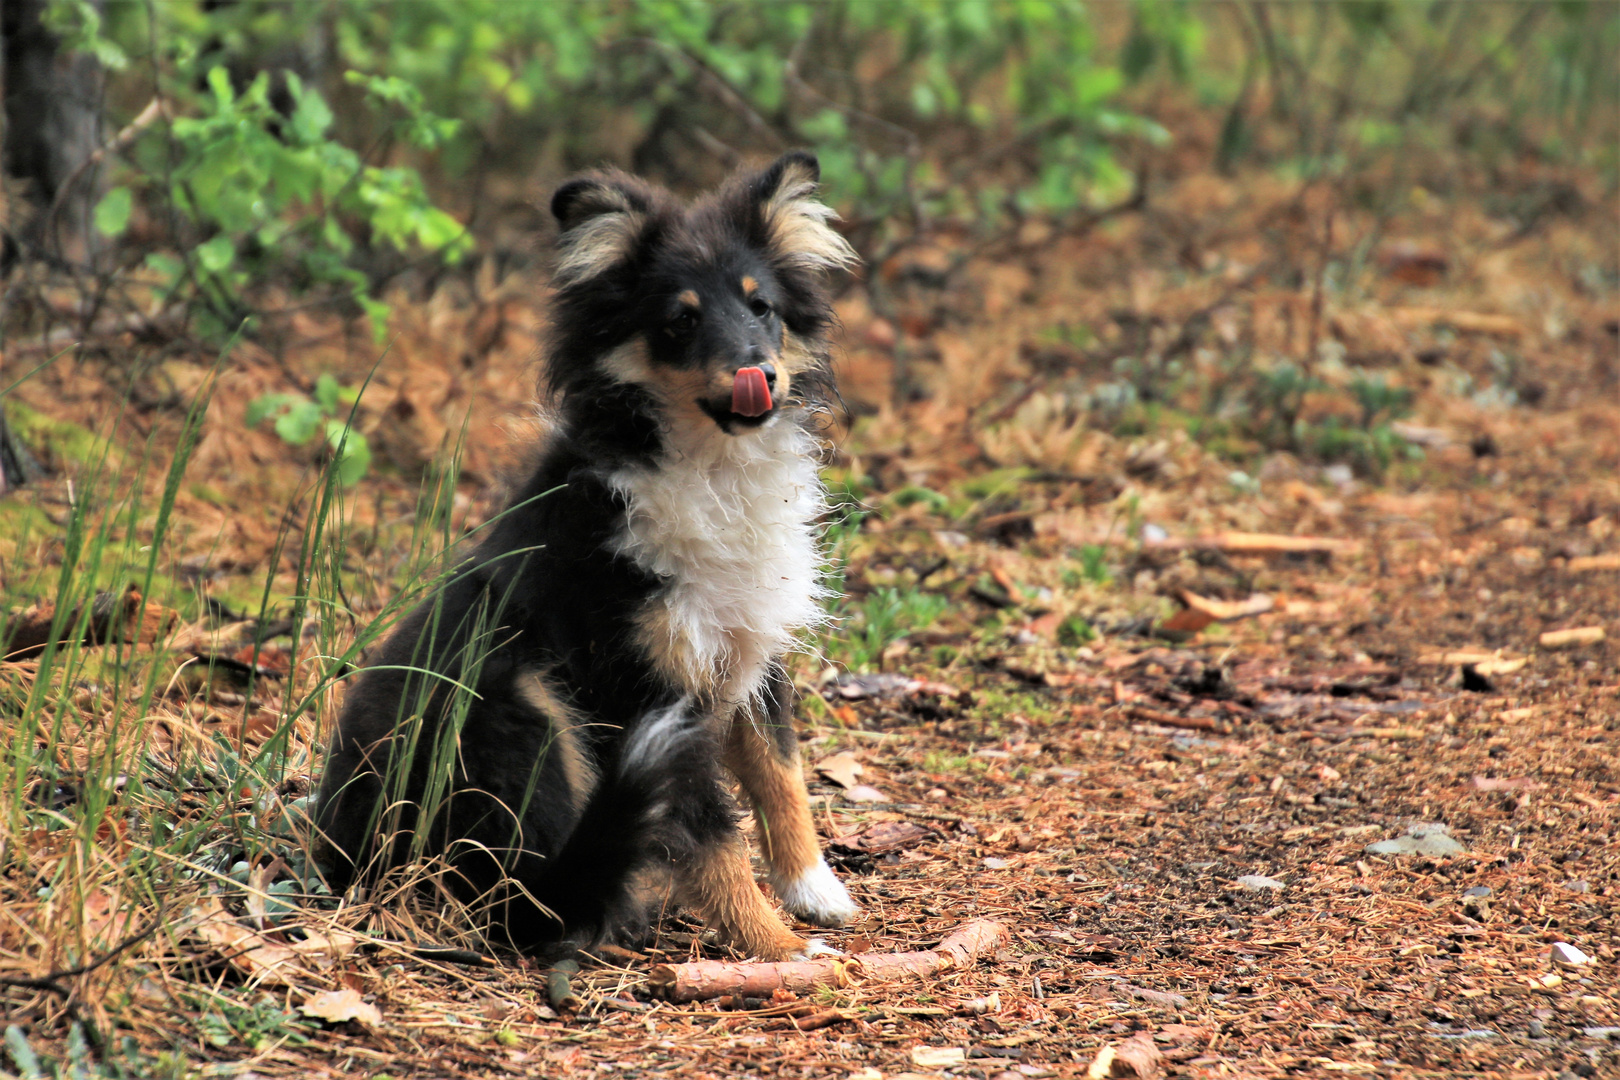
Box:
[647,918,1006,1002]
[1145,531,1360,557]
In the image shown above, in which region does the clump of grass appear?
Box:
[0,348,485,1069]
[825,586,949,673]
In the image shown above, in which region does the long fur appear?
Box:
[315,151,858,956]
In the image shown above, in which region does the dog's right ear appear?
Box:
[551,173,654,286]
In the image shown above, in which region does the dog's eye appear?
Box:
[748,296,772,318]
[665,310,700,338]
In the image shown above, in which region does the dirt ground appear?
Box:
[2,120,1617,1078]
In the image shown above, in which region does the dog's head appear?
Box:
[545,152,856,448]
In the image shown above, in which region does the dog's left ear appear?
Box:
[751,151,858,274]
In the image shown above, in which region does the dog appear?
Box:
[315,151,859,960]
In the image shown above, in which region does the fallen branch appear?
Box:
[648,918,1006,1003]
[1145,531,1360,558]
[1126,706,1232,735]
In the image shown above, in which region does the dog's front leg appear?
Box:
[723,668,858,928]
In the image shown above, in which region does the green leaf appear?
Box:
[313,373,341,413]
[4,1026,42,1079]
[94,186,133,238]
[196,236,236,274]
[325,420,372,485]
[274,400,322,445]
[246,393,298,427]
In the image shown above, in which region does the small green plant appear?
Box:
[829,586,948,672]
[1077,543,1110,585]
[1348,374,1414,430]
[1057,615,1097,647]
[194,992,312,1052]
[247,374,373,486]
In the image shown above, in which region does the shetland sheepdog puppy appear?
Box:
[316,152,859,959]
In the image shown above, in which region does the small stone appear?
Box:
[1141,523,1169,544]
[1323,463,1354,488]
[1550,942,1591,968]
[1234,875,1286,892]
[1562,880,1590,894]
[1366,823,1468,857]
[911,1046,966,1069]
[1528,1020,1545,1038]
[1462,886,1493,899]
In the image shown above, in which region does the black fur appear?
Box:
[315,152,845,952]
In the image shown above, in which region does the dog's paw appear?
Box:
[793,937,843,961]
[773,860,859,928]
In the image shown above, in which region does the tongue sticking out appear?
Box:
[731,366,773,417]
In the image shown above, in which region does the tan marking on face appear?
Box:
[740,275,759,296]
[515,672,600,814]
[676,289,701,309]
[779,331,818,376]
[598,339,656,386]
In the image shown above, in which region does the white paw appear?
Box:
[772,860,858,928]
[792,937,843,961]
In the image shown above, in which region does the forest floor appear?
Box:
[1,128,1617,1079]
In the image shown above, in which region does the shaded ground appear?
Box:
[1,117,1617,1079]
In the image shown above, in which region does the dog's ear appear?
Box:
[751,151,858,274]
[551,173,655,286]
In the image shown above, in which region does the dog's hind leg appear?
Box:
[676,834,810,961]
[723,667,858,928]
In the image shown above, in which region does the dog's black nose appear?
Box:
[756,362,777,387]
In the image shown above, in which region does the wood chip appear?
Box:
[1567,553,1620,573]
[1539,626,1605,649]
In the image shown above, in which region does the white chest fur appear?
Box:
[607,418,827,706]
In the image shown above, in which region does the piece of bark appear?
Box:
[1387,307,1524,338]
[1181,590,1274,621]
[1567,554,1620,573]
[647,919,1006,1002]
[1092,1032,1163,1078]
[1127,706,1231,735]
[1539,626,1605,649]
[1144,531,1359,557]
[3,585,178,660]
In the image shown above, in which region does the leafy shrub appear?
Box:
[247,374,372,485]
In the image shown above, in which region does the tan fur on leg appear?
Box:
[678,836,806,960]
[723,716,820,882]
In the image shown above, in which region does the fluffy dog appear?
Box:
[316,151,859,960]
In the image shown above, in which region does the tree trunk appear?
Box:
[1,0,105,267]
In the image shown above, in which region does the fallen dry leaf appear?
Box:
[300,988,382,1028]
[830,821,936,854]
[814,751,863,790]
[1088,1032,1163,1078]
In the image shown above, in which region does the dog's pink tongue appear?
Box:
[731,366,772,416]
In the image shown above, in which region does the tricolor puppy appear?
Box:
[316,152,859,959]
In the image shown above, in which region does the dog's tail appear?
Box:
[486,699,707,950]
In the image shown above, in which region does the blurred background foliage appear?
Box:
[2,0,1615,343]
